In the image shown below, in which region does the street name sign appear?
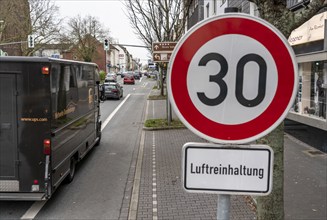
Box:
[168,13,298,144]
[182,143,273,195]
[152,42,176,62]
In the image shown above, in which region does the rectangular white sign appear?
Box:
[182,143,273,196]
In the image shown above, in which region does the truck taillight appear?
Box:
[43,139,51,155]
[42,66,49,75]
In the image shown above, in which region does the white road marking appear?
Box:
[151,131,158,220]
[102,94,131,131]
[20,201,46,220]
[21,94,131,220]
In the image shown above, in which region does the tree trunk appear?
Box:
[256,123,284,220]
[160,66,164,96]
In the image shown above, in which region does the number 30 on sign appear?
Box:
[167,13,298,144]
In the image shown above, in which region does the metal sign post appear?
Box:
[217,195,230,220]
[168,11,297,220]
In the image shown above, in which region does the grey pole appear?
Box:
[216,7,239,220]
[217,194,231,220]
[167,66,172,125]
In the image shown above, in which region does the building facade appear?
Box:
[187,0,204,29]
[287,11,327,130]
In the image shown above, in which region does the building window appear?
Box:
[292,60,327,120]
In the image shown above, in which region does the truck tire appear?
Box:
[65,157,76,184]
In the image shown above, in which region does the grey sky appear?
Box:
[54,0,150,63]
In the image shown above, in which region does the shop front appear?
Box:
[287,11,327,131]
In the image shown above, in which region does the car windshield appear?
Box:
[104,83,116,89]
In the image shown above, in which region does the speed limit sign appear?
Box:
[168,13,298,144]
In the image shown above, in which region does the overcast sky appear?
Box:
[53,0,151,63]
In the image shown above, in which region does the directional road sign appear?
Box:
[152,42,176,62]
[168,13,298,144]
[182,143,273,195]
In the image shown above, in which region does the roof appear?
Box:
[0,56,98,67]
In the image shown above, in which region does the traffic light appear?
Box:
[104,39,109,51]
[28,35,35,48]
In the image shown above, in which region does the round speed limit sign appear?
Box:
[168,13,298,144]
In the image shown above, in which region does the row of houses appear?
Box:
[186,0,327,131]
[0,0,141,74]
[0,36,140,74]
[32,39,140,74]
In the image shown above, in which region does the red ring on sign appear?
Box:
[170,16,295,142]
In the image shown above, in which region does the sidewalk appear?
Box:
[135,90,257,219]
[132,88,327,220]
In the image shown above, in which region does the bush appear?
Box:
[99,70,106,83]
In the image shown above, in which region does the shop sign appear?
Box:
[288,11,327,46]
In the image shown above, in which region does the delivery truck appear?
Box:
[0,57,102,200]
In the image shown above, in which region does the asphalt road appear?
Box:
[0,76,154,220]
[35,77,154,219]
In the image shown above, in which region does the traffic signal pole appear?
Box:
[104,39,109,73]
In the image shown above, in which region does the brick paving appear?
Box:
[137,128,256,220]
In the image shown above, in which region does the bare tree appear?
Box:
[246,1,327,220]
[124,0,194,95]
[0,0,63,56]
[251,0,327,37]
[26,0,63,56]
[0,0,31,55]
[64,15,108,62]
[124,0,193,52]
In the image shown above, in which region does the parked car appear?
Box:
[103,82,123,100]
[143,71,149,77]
[105,73,117,82]
[133,72,141,79]
[123,74,135,84]
[121,71,127,78]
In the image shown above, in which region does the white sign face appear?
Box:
[187,34,278,124]
[182,143,273,195]
[168,13,298,144]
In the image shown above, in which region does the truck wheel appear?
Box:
[65,157,76,184]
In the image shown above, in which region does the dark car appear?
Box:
[103,82,123,100]
[123,74,135,84]
[133,72,142,79]
[121,71,127,78]
[105,73,117,82]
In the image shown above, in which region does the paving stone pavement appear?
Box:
[129,88,326,220]
[136,127,257,220]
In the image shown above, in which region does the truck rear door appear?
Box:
[0,74,19,191]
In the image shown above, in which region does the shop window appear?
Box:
[292,60,326,120]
